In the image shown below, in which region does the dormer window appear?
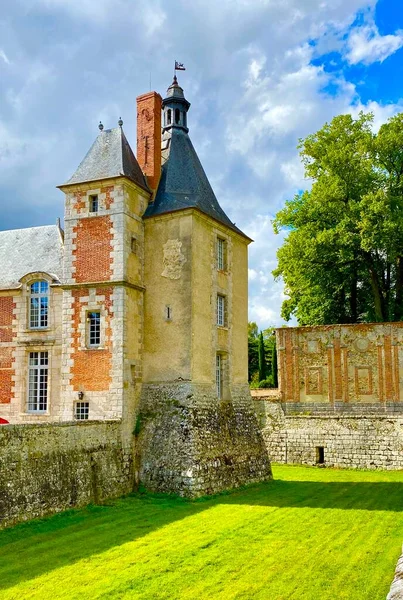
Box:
[89,194,99,213]
[29,281,49,329]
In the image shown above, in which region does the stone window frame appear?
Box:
[23,346,53,416]
[86,310,101,348]
[216,237,227,271]
[89,194,99,214]
[216,294,226,327]
[20,272,55,332]
[75,401,90,420]
[77,299,108,351]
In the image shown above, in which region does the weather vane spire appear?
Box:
[174,60,186,77]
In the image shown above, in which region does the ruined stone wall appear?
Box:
[0,421,133,529]
[253,398,403,470]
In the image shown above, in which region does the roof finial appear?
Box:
[98,121,104,131]
[118,117,123,128]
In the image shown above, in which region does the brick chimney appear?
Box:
[136,91,162,192]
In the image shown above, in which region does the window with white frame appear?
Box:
[29,280,49,329]
[216,354,222,398]
[87,311,101,347]
[28,351,48,412]
[217,294,225,327]
[217,238,226,271]
[75,402,89,420]
[89,194,99,213]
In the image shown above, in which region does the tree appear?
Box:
[273,111,403,325]
[247,322,259,382]
[271,341,278,388]
[258,332,267,382]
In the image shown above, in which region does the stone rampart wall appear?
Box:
[253,399,403,470]
[0,420,133,529]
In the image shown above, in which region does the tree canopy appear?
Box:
[273,111,403,325]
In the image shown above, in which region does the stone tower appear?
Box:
[58,125,150,431]
[136,77,272,496]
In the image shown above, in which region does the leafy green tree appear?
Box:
[273,111,403,325]
[247,322,259,382]
[271,341,278,388]
[258,332,267,382]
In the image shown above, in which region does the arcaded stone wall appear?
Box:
[0,421,133,529]
[277,323,403,404]
[253,398,403,470]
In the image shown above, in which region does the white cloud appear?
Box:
[346,23,403,65]
[0,49,10,65]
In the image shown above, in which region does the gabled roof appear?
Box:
[62,127,149,191]
[144,128,249,239]
[0,225,63,289]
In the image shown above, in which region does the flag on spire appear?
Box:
[175,61,186,71]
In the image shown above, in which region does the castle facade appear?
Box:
[0,78,271,496]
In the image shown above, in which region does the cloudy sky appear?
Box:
[1,0,403,329]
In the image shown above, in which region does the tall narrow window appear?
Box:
[175,108,180,124]
[28,351,48,412]
[89,195,99,213]
[217,238,225,270]
[87,311,101,347]
[216,354,222,398]
[167,109,172,125]
[217,294,225,327]
[30,281,49,329]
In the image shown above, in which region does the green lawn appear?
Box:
[0,465,402,600]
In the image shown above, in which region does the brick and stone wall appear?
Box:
[0,421,133,529]
[277,323,403,404]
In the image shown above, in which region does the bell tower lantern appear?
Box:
[162,76,191,132]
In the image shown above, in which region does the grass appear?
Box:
[0,465,403,599]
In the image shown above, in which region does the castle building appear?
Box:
[0,77,271,495]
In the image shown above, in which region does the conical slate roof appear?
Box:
[145,127,248,238]
[63,127,149,190]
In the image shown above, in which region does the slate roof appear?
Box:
[63,127,149,191]
[0,225,64,289]
[144,128,249,239]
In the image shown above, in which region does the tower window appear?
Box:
[217,238,226,271]
[29,280,49,329]
[216,354,222,398]
[175,109,180,124]
[89,195,99,213]
[87,311,101,347]
[165,305,172,321]
[28,351,49,413]
[131,237,137,254]
[217,294,226,327]
[167,109,172,125]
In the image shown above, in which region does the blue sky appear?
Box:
[1,0,403,328]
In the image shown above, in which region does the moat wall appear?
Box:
[253,397,403,469]
[137,383,272,497]
[0,421,133,529]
